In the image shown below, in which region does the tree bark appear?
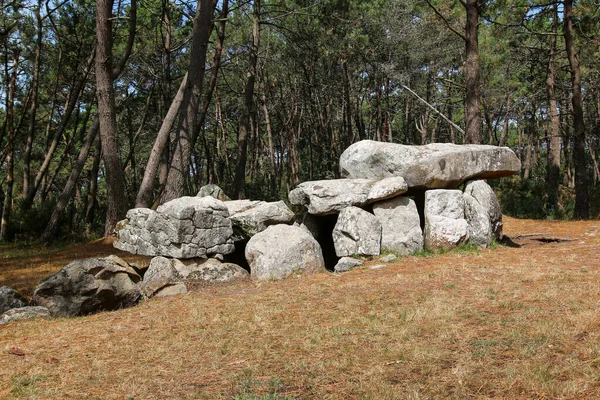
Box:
[464,0,482,144]
[546,5,561,214]
[233,0,260,200]
[564,0,589,219]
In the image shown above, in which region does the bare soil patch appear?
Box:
[1,217,600,399]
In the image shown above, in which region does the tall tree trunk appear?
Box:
[564,0,589,219]
[546,6,561,214]
[464,0,482,144]
[233,0,260,200]
[161,0,214,203]
[0,48,19,241]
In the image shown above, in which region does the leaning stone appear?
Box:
[289,177,407,215]
[0,286,29,314]
[245,225,325,281]
[33,256,142,317]
[197,184,231,201]
[142,256,249,298]
[424,190,469,250]
[372,196,423,256]
[464,180,503,240]
[294,212,322,240]
[226,200,294,238]
[340,140,521,189]
[332,206,382,257]
[0,306,51,326]
[334,257,364,272]
[464,193,493,247]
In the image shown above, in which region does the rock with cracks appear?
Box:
[141,256,249,298]
[0,306,51,326]
[0,286,29,314]
[332,206,382,257]
[289,177,408,215]
[225,200,294,239]
[114,196,235,259]
[245,225,325,281]
[464,180,503,240]
[424,190,469,250]
[372,196,423,256]
[464,193,493,247]
[33,256,142,317]
[340,140,521,189]
[197,184,231,201]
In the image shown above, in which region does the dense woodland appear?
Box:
[0,0,599,242]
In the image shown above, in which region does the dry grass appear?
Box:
[1,217,600,399]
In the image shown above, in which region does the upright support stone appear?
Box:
[464,180,503,240]
[332,206,382,257]
[424,190,469,250]
[372,196,423,256]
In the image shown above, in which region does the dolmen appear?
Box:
[0,140,520,323]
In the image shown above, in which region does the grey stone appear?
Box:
[332,206,382,257]
[369,264,386,270]
[372,196,423,256]
[464,180,503,240]
[334,257,364,272]
[33,256,142,317]
[0,286,28,314]
[197,184,231,201]
[0,306,50,326]
[142,256,248,298]
[424,190,469,250]
[294,212,321,240]
[379,254,398,263]
[245,225,325,281]
[340,140,521,189]
[226,200,294,238]
[464,193,493,247]
[289,177,407,215]
[114,196,235,258]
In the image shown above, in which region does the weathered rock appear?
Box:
[0,306,50,326]
[289,177,408,215]
[424,190,469,250]
[372,196,423,256]
[294,212,322,240]
[334,257,364,272]
[464,180,503,239]
[114,196,235,258]
[332,206,382,257]
[33,256,142,317]
[226,200,294,238]
[379,254,398,263]
[340,140,521,189]
[142,256,249,298]
[464,193,493,247]
[245,225,325,280]
[197,184,231,201]
[0,286,28,314]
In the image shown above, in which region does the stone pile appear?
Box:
[0,140,520,325]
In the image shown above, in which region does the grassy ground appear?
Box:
[1,217,600,399]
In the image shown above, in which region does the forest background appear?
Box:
[0,0,599,243]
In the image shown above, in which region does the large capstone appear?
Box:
[424,190,469,250]
[114,196,235,258]
[332,206,382,257]
[225,200,294,239]
[141,256,249,298]
[0,286,29,314]
[289,177,408,215]
[245,224,325,281]
[340,140,521,190]
[464,180,503,240]
[372,196,423,256]
[33,256,142,317]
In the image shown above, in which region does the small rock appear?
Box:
[0,286,29,314]
[369,264,386,270]
[379,254,398,263]
[0,306,51,326]
[334,257,364,272]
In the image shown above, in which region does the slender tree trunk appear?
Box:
[546,6,561,214]
[85,138,102,235]
[233,0,260,199]
[161,0,215,203]
[564,0,589,219]
[0,48,19,241]
[464,0,482,144]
